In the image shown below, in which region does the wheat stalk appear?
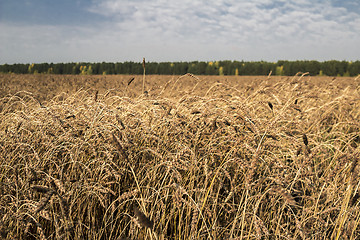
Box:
[142,58,146,93]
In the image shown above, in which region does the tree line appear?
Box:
[1,60,360,76]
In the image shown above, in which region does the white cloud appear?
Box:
[1,0,359,63]
[87,0,360,44]
[0,23,106,63]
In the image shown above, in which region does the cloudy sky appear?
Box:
[1,0,359,64]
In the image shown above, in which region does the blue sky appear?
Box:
[1,0,359,64]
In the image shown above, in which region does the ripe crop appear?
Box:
[0,73,359,239]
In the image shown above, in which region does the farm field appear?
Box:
[0,73,360,239]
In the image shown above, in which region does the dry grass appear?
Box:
[0,73,359,239]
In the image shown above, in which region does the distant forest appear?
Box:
[1,60,360,76]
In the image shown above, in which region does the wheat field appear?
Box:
[0,73,359,239]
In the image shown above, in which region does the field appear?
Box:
[0,73,359,239]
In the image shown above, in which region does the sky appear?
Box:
[0,0,360,64]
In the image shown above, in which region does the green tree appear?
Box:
[275,66,284,76]
[348,61,360,76]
